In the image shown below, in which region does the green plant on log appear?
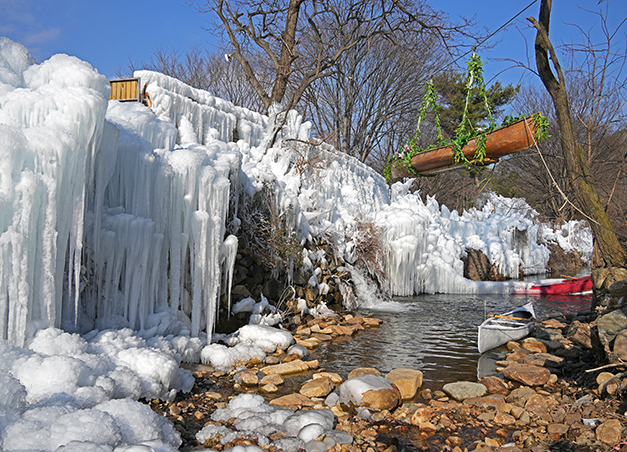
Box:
[384,54,550,184]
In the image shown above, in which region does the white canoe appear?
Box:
[477,303,536,354]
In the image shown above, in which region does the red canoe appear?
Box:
[511,276,592,296]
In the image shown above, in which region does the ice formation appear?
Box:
[0,36,595,451]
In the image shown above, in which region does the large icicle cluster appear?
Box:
[85,83,242,338]
[0,39,244,346]
[0,38,109,347]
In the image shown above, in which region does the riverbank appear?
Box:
[146,304,627,452]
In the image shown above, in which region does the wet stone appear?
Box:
[442,381,487,401]
[502,363,551,386]
[478,376,510,395]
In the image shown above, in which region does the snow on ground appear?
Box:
[0,37,593,451]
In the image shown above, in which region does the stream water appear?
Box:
[310,293,592,388]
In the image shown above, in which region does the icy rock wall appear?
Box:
[136,70,268,147]
[378,183,554,295]
[0,38,109,346]
[85,95,242,338]
[0,39,243,345]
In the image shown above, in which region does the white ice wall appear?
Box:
[0,38,109,346]
[0,41,244,345]
[136,70,267,147]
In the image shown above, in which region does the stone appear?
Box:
[348,367,381,379]
[524,394,556,420]
[547,423,569,438]
[566,321,593,349]
[385,368,423,400]
[506,348,532,362]
[597,307,627,345]
[231,284,252,299]
[269,393,316,410]
[239,369,260,385]
[260,359,310,375]
[533,327,564,342]
[610,280,627,299]
[596,371,614,386]
[294,337,321,349]
[363,317,383,327]
[521,338,547,353]
[478,376,510,395]
[505,387,537,407]
[522,352,564,368]
[510,405,524,419]
[261,383,278,393]
[410,407,435,426]
[359,382,402,411]
[542,318,567,329]
[305,285,319,302]
[613,329,627,361]
[305,359,320,369]
[314,372,343,384]
[506,341,521,351]
[595,419,623,444]
[502,364,551,386]
[300,376,335,398]
[464,394,506,409]
[494,412,516,426]
[442,381,487,401]
[260,373,284,386]
[463,248,491,281]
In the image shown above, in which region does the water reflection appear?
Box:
[310,293,591,386]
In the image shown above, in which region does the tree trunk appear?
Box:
[529,0,625,267]
[270,0,303,107]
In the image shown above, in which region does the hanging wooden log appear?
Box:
[390,114,540,178]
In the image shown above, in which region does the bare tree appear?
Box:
[121,45,265,112]
[191,0,465,114]
[528,0,626,267]
[301,22,448,165]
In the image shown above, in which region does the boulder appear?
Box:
[610,280,627,299]
[361,385,402,411]
[300,376,335,398]
[597,308,627,345]
[521,338,548,353]
[385,368,423,400]
[566,321,593,349]
[613,329,627,361]
[522,352,564,368]
[502,364,551,386]
[478,376,510,395]
[442,381,487,401]
[339,375,401,411]
[533,327,564,342]
[506,348,532,362]
[260,373,284,386]
[595,419,623,444]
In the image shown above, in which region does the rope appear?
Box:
[523,120,627,239]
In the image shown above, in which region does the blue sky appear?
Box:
[1,0,625,87]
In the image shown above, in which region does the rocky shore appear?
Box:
[145,278,627,452]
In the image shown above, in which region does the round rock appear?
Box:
[442,381,487,401]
